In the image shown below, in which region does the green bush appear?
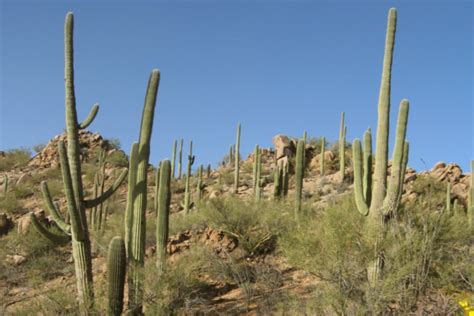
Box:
[0,148,32,171]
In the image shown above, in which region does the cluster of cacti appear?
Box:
[320,137,326,176]
[90,149,109,232]
[339,112,346,181]
[31,13,129,311]
[183,141,195,213]
[294,139,305,218]
[352,8,410,286]
[234,123,241,193]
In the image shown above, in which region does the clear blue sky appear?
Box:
[1,0,472,172]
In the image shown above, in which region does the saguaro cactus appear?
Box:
[128,69,160,315]
[363,128,373,203]
[171,139,177,179]
[156,160,171,275]
[124,143,138,257]
[184,140,195,213]
[234,123,241,193]
[252,145,260,194]
[320,137,325,176]
[351,8,410,286]
[274,165,283,199]
[255,149,262,201]
[339,112,346,181]
[446,182,452,214]
[197,165,204,201]
[295,139,305,217]
[31,13,128,312]
[206,164,211,178]
[178,139,184,180]
[107,237,126,316]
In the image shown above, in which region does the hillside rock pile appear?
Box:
[28,130,110,169]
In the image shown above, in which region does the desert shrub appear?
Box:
[32,143,46,153]
[106,137,122,150]
[11,183,34,199]
[0,148,32,171]
[107,150,128,168]
[0,193,21,212]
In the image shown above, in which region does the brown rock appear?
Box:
[431,162,446,172]
[272,135,295,160]
[0,213,13,236]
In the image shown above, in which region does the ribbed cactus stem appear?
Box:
[229,145,234,166]
[274,165,282,199]
[370,8,397,216]
[207,164,211,178]
[184,141,194,213]
[178,139,183,180]
[282,161,289,198]
[129,69,160,315]
[252,145,259,194]
[446,182,452,214]
[320,137,325,176]
[295,139,305,218]
[156,160,171,275]
[124,142,138,257]
[107,237,126,316]
[171,140,177,179]
[352,139,370,216]
[363,128,373,203]
[234,123,241,193]
[339,112,346,180]
[382,100,409,216]
[302,131,307,168]
[197,165,203,201]
[154,161,162,212]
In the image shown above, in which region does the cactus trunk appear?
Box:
[107,237,126,316]
[156,160,171,275]
[295,139,305,218]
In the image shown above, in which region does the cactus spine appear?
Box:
[107,237,126,316]
[128,69,160,315]
[171,139,177,179]
[234,123,241,193]
[156,160,171,275]
[178,139,183,180]
[184,140,195,213]
[295,139,305,217]
[339,112,346,180]
[320,137,325,176]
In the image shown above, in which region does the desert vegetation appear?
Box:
[0,7,473,316]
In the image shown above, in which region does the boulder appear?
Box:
[272,135,295,160]
[0,213,13,236]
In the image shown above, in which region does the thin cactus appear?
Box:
[171,139,177,179]
[156,160,171,275]
[184,140,195,213]
[446,182,452,214]
[154,161,162,213]
[302,131,307,168]
[234,123,241,193]
[2,175,8,197]
[197,164,204,201]
[124,143,138,257]
[274,165,283,199]
[363,128,373,203]
[320,137,325,176]
[282,161,289,198]
[255,149,262,201]
[339,112,346,181]
[229,144,234,166]
[107,237,126,316]
[252,145,259,194]
[207,164,211,178]
[128,69,160,315]
[295,139,305,218]
[178,139,184,180]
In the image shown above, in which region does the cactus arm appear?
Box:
[41,181,71,234]
[107,237,126,316]
[362,128,373,203]
[78,104,99,129]
[58,141,86,241]
[83,168,128,208]
[30,213,71,245]
[156,160,171,274]
[352,139,370,216]
[370,8,397,215]
[382,100,409,216]
[124,142,139,257]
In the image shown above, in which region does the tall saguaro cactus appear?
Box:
[234,123,241,193]
[107,237,126,316]
[171,139,177,179]
[128,69,160,315]
[351,8,410,286]
[178,139,184,180]
[31,13,128,312]
[339,112,346,181]
[184,140,195,213]
[252,145,260,194]
[255,148,262,201]
[295,139,305,218]
[197,165,204,201]
[156,160,171,275]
